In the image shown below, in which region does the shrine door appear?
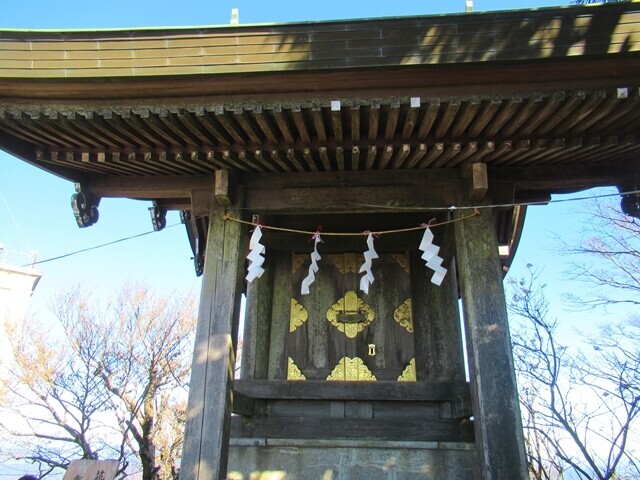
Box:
[287,252,416,382]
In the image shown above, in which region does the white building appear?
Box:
[0,250,42,363]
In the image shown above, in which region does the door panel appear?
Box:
[287,252,416,382]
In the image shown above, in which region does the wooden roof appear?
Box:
[0,3,638,84]
[0,3,639,272]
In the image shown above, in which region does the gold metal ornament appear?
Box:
[326,357,377,381]
[287,357,306,380]
[394,298,414,333]
[368,344,376,356]
[326,290,375,338]
[397,358,417,382]
[290,298,308,332]
[327,253,359,274]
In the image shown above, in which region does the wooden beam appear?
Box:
[231,416,474,443]
[242,170,462,213]
[233,379,471,401]
[215,169,233,206]
[350,105,360,143]
[489,159,638,192]
[244,184,458,214]
[182,196,247,480]
[272,104,295,144]
[461,162,488,200]
[453,203,527,480]
[83,174,213,199]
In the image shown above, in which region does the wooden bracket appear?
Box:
[191,189,214,217]
[71,182,101,228]
[215,169,234,206]
[461,162,488,201]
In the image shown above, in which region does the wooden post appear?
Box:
[411,221,465,382]
[241,254,274,380]
[453,204,527,480]
[181,193,247,480]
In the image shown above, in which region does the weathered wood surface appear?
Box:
[230,416,474,442]
[1,3,637,83]
[267,253,290,380]
[410,221,466,382]
[262,398,463,420]
[181,194,247,480]
[2,87,639,211]
[61,158,639,212]
[240,254,274,381]
[63,460,119,480]
[453,203,528,480]
[287,252,415,381]
[233,380,471,402]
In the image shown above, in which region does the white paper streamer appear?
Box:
[301,233,322,295]
[246,226,266,283]
[419,226,447,286]
[359,233,379,294]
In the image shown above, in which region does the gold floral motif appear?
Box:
[326,253,358,274]
[291,254,307,274]
[392,253,410,274]
[290,298,308,332]
[326,357,377,381]
[287,357,306,380]
[326,290,375,338]
[394,298,414,333]
[397,358,417,382]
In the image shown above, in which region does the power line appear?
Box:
[21,188,636,268]
[22,222,182,268]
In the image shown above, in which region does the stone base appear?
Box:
[227,440,476,480]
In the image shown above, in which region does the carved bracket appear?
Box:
[618,184,640,219]
[71,183,100,228]
[181,210,205,276]
[149,201,167,231]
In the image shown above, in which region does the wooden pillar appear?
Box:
[182,198,247,480]
[453,205,527,480]
[411,221,465,382]
[241,254,274,380]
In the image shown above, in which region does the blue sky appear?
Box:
[1,0,566,29]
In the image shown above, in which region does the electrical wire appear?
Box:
[334,188,640,211]
[22,222,182,267]
[20,188,637,268]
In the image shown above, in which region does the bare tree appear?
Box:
[509,268,640,480]
[1,303,121,476]
[562,199,640,311]
[1,283,197,480]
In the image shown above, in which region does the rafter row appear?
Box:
[1,89,638,148]
[29,135,639,176]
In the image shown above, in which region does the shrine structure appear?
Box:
[1,3,639,479]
